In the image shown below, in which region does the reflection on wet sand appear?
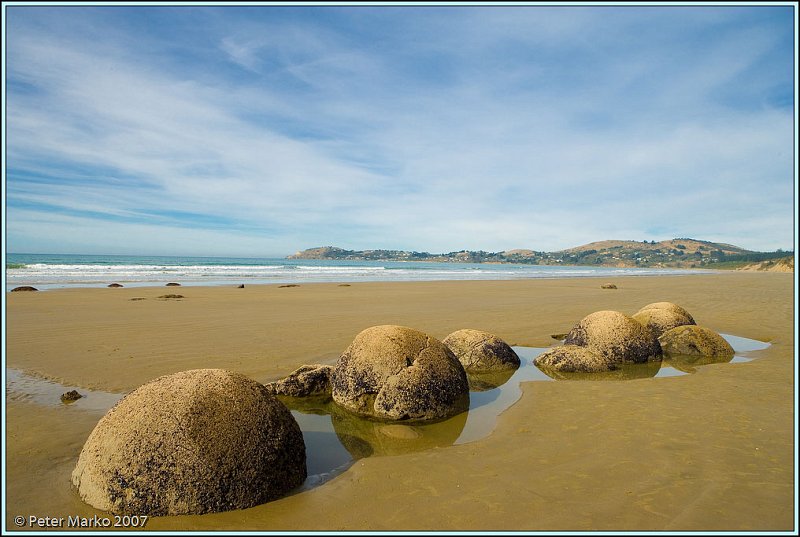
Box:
[279,392,469,474]
[532,333,770,381]
[662,353,735,374]
[466,368,516,391]
[274,395,355,489]
[278,365,515,482]
[535,359,662,381]
[330,403,468,458]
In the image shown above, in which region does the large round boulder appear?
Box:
[633,307,696,338]
[71,369,306,516]
[658,325,734,358]
[533,345,615,373]
[442,329,520,372]
[564,310,662,364]
[331,325,469,422]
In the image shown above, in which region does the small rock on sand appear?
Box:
[61,390,84,403]
[265,365,333,397]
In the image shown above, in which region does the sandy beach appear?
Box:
[4,272,795,531]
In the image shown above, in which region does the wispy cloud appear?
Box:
[5,5,795,255]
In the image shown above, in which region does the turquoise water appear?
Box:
[6,253,706,290]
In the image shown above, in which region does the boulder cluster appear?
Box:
[72,301,736,518]
[266,324,520,422]
[534,302,734,375]
[74,323,519,517]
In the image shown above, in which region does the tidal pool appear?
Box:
[283,334,770,489]
[4,333,770,497]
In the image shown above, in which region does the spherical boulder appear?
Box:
[533,345,615,373]
[633,307,695,338]
[10,286,38,292]
[71,369,306,516]
[658,325,734,358]
[564,310,662,364]
[331,325,469,422]
[637,302,696,325]
[442,329,520,372]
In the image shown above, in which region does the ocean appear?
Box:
[5,253,706,291]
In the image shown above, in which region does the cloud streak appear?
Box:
[5,4,795,255]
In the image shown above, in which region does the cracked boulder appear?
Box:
[71,369,306,516]
[442,329,520,372]
[331,325,469,422]
[265,364,333,397]
[565,310,662,364]
[658,325,734,358]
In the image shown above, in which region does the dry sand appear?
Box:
[4,272,796,531]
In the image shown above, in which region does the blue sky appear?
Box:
[4,4,796,256]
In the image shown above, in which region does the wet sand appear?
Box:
[5,272,795,531]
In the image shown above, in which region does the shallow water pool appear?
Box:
[5,333,770,494]
[284,333,769,489]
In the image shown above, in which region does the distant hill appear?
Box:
[557,238,749,256]
[287,239,792,270]
[735,256,794,272]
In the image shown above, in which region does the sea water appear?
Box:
[5,253,708,291]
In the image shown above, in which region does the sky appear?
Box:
[3,3,796,257]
